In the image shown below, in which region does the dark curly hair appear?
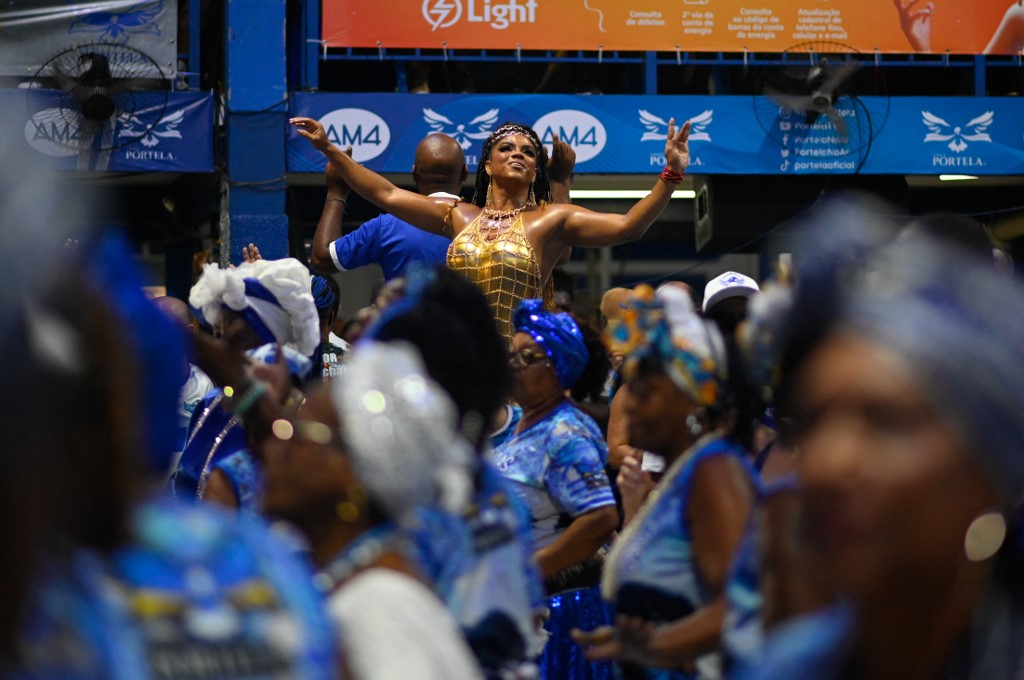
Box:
[472,122,551,208]
[368,264,512,451]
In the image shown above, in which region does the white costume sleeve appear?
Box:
[327,569,484,680]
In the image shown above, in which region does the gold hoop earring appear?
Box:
[485,180,493,209]
[964,511,1007,562]
[336,483,368,524]
[527,183,537,207]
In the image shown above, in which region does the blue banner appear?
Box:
[288,93,1024,176]
[6,89,214,172]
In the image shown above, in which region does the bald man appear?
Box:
[310,133,467,281]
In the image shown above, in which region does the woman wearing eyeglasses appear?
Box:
[262,342,484,680]
[493,299,619,680]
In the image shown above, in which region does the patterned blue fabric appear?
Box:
[603,436,758,680]
[16,497,337,679]
[731,602,854,680]
[493,402,615,551]
[246,343,314,382]
[411,461,545,675]
[722,473,801,676]
[489,404,523,450]
[211,449,264,514]
[172,343,312,500]
[494,402,616,680]
[721,510,764,674]
[541,586,616,680]
[330,212,451,281]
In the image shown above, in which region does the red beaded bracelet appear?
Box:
[659,166,685,184]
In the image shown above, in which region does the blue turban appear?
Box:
[513,299,588,389]
[787,200,1024,505]
[311,275,337,312]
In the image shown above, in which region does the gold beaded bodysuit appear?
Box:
[447,210,551,342]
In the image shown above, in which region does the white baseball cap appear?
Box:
[702,271,760,312]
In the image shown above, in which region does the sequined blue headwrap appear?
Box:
[512,299,588,389]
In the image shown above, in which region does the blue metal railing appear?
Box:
[298,0,1018,95]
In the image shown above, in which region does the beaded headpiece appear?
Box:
[490,122,541,148]
[473,121,551,207]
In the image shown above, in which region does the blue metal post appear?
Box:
[188,0,201,89]
[224,0,289,264]
[303,0,321,91]
[644,51,658,94]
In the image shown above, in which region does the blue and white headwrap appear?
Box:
[246,343,314,382]
[189,259,320,356]
[512,299,588,389]
[786,199,1024,504]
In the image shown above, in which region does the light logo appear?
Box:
[423,0,463,30]
[533,110,606,163]
[922,110,994,154]
[320,108,391,162]
[423,0,538,31]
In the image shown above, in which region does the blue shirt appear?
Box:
[493,402,615,551]
[329,193,456,281]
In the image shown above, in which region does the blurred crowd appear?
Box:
[3,123,1024,680]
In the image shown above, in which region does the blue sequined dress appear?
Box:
[170,389,246,501]
[494,401,617,680]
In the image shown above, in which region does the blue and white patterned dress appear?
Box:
[494,401,617,680]
[411,460,546,677]
[602,434,759,680]
[16,497,337,679]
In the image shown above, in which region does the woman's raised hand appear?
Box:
[290,117,331,152]
[892,0,934,52]
[663,118,692,175]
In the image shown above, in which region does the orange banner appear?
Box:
[323,0,1021,55]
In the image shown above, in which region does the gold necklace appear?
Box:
[480,206,526,240]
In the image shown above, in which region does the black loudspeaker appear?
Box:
[690,175,908,253]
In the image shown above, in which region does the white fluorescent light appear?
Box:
[569,189,696,199]
[938,175,978,181]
